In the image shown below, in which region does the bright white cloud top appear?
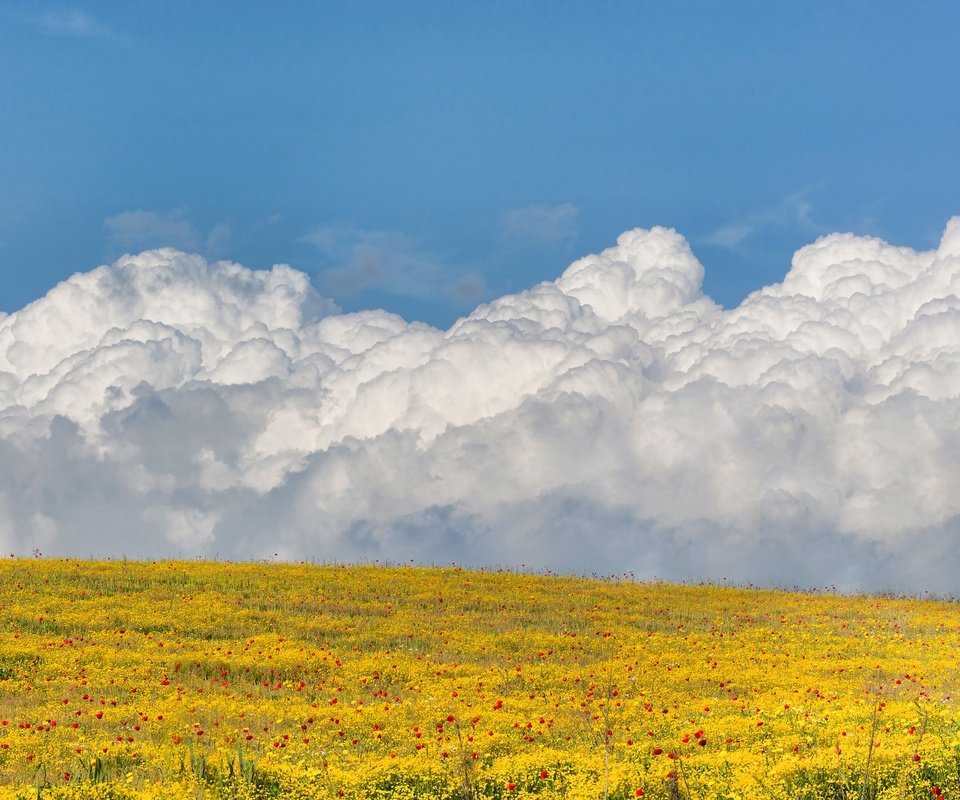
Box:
[3,219,960,592]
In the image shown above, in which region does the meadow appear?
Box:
[1,559,959,799]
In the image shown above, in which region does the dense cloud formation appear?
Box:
[3,221,960,592]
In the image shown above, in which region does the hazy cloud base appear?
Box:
[3,219,960,593]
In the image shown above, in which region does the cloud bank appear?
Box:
[3,220,960,593]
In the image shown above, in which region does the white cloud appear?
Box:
[205,223,232,259]
[3,218,960,592]
[304,224,451,300]
[705,190,819,249]
[105,210,199,252]
[36,8,112,38]
[104,210,232,260]
[445,272,486,306]
[503,203,579,245]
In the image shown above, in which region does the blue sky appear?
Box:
[1,0,958,328]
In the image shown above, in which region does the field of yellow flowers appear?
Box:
[1,559,959,799]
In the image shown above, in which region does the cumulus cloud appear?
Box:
[4,219,960,593]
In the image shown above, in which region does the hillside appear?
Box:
[0,559,958,799]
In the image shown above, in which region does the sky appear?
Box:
[2,1,958,327]
[1,2,959,592]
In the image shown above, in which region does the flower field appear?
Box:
[1,560,960,799]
